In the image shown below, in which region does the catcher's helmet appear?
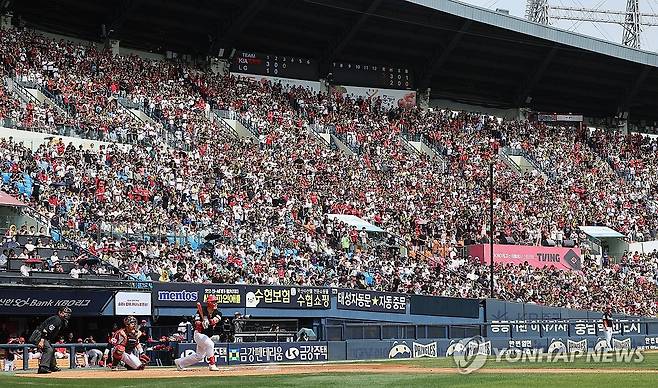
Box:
[124,316,138,326]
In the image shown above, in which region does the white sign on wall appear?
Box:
[331,85,416,110]
[115,292,152,316]
[232,72,321,93]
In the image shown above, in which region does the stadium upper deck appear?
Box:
[7,0,658,122]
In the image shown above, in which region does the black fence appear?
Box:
[0,341,175,370]
[0,343,108,370]
[0,272,146,289]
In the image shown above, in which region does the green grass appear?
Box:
[2,373,658,388]
[2,352,657,388]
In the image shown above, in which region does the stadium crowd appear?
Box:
[0,28,656,316]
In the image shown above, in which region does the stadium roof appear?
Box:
[0,191,27,207]
[10,0,658,121]
[578,226,626,239]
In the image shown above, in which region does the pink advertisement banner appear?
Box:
[468,244,582,271]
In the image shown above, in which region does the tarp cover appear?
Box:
[327,214,385,233]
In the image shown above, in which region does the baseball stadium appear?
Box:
[0,0,657,387]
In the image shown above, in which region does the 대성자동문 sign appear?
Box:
[335,289,407,313]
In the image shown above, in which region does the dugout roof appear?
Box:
[9,0,658,121]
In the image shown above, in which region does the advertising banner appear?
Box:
[177,341,329,366]
[538,114,583,122]
[233,72,321,92]
[331,85,416,110]
[468,244,582,271]
[640,335,658,350]
[114,292,151,316]
[226,342,328,365]
[336,289,407,314]
[245,286,330,309]
[152,282,244,308]
[540,321,570,337]
[0,288,113,316]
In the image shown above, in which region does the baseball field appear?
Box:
[2,351,657,388]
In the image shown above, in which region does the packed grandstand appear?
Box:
[0,26,656,318]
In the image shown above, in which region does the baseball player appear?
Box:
[602,307,614,350]
[174,295,222,371]
[109,316,150,370]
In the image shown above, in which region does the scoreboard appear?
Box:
[230,51,318,81]
[331,62,414,90]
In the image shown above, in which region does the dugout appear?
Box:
[578,225,628,262]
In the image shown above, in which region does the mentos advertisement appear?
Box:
[468,244,582,271]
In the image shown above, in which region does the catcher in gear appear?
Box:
[174,295,222,371]
[109,316,149,370]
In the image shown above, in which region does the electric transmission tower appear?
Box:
[526,0,550,25]
[526,0,658,49]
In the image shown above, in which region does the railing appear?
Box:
[0,341,172,369]
[503,147,554,180]
[0,272,144,289]
[20,79,75,120]
[7,77,171,148]
[400,130,449,172]
[307,123,333,148]
[115,96,142,110]
[398,134,420,156]
[234,332,297,343]
[19,203,130,279]
[498,148,521,175]
[326,125,360,154]
[211,111,241,139]
[17,204,122,278]
[0,343,108,370]
[214,109,260,136]
[0,343,103,369]
[76,223,206,250]
[6,76,40,106]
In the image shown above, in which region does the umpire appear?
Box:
[29,307,71,374]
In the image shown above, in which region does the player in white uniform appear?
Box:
[602,308,614,350]
[174,295,222,371]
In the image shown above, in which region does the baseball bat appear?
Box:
[196,302,205,321]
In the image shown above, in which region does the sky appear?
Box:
[458,0,658,53]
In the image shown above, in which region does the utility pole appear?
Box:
[489,161,494,299]
[526,0,658,49]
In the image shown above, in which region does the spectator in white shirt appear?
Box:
[49,251,60,269]
[0,249,7,269]
[70,264,82,279]
[20,263,31,277]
